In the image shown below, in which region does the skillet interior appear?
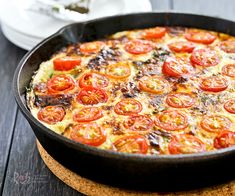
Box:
[13,12,235,191]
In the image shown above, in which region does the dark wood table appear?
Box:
[1,0,235,195]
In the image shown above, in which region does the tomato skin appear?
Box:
[214,131,235,149]
[77,87,108,105]
[80,41,104,54]
[224,99,235,114]
[53,56,81,71]
[79,72,109,88]
[185,30,216,44]
[124,39,153,55]
[200,115,232,133]
[38,106,65,125]
[73,107,103,122]
[220,39,235,53]
[166,93,195,108]
[162,57,194,77]
[190,49,220,67]
[199,76,228,92]
[169,134,206,154]
[142,27,166,39]
[222,64,235,77]
[47,75,75,94]
[155,110,188,131]
[168,41,195,53]
[113,135,148,154]
[70,123,106,146]
[114,99,142,116]
[106,62,131,79]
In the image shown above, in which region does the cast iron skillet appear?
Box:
[13,12,235,191]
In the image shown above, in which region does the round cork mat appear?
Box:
[37,141,235,196]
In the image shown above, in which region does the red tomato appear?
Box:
[77,87,108,105]
[80,41,104,54]
[155,110,188,131]
[53,56,81,71]
[220,39,235,53]
[113,135,148,154]
[142,27,166,39]
[73,107,103,122]
[79,72,109,88]
[106,62,131,79]
[168,41,195,53]
[224,99,235,114]
[185,30,216,44]
[166,93,195,108]
[162,57,194,77]
[38,106,65,124]
[123,115,153,133]
[214,131,235,149]
[47,75,75,93]
[124,39,153,54]
[222,64,235,77]
[114,99,142,116]
[168,134,206,154]
[138,75,170,94]
[199,76,228,92]
[200,115,232,133]
[70,123,106,146]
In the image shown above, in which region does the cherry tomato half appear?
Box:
[38,106,65,125]
[70,122,106,146]
[124,39,153,55]
[80,41,104,54]
[155,110,188,131]
[190,49,220,67]
[73,107,103,122]
[199,76,228,92]
[168,41,195,53]
[185,30,216,44]
[220,39,235,53]
[114,99,142,116]
[222,64,235,78]
[53,56,81,71]
[169,134,206,154]
[214,131,235,149]
[200,115,232,133]
[47,75,75,93]
[142,27,166,39]
[166,93,195,108]
[79,72,109,88]
[113,135,148,154]
[106,62,131,79]
[77,87,108,105]
[224,99,235,114]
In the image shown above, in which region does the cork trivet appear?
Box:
[37,141,235,196]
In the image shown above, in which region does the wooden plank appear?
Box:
[172,0,235,20]
[150,0,171,10]
[2,112,81,196]
[0,29,26,193]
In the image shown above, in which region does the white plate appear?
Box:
[0,0,152,50]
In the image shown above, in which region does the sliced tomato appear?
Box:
[224,99,235,114]
[114,99,142,116]
[124,39,153,55]
[77,87,108,105]
[168,41,195,53]
[220,39,235,53]
[70,122,106,146]
[166,93,195,108]
[200,115,232,133]
[47,75,75,93]
[155,110,188,131]
[113,135,148,154]
[80,41,104,54]
[162,57,194,77]
[199,76,228,92]
[142,27,166,39]
[190,49,220,67]
[214,131,235,149]
[123,115,153,133]
[185,30,216,44]
[222,64,235,77]
[106,62,131,79]
[79,72,109,88]
[169,134,206,154]
[73,107,103,122]
[38,106,65,124]
[53,56,81,71]
[138,75,170,94]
